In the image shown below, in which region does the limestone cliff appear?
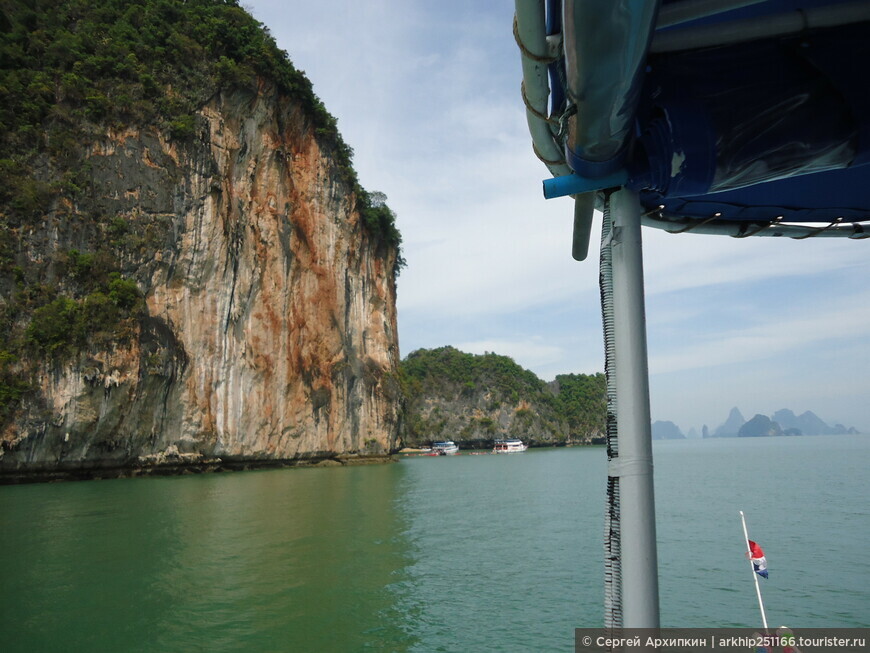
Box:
[738,414,783,438]
[0,82,402,480]
[400,347,605,448]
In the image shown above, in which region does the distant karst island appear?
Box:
[652,407,860,440]
[401,349,862,447]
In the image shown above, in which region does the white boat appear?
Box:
[431,441,459,455]
[492,438,528,453]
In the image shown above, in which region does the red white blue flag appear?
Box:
[748,540,768,579]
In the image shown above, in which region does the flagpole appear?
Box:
[739,510,769,632]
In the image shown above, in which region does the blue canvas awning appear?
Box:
[520,0,870,241]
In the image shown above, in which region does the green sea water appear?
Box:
[1,435,867,652]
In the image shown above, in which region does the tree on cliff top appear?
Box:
[401,346,551,404]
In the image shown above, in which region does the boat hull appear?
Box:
[492,440,528,453]
[431,441,459,455]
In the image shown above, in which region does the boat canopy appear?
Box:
[517,0,870,245]
[514,0,870,630]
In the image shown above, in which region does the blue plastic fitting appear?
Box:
[542,169,630,199]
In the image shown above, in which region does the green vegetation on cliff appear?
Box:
[400,346,605,446]
[0,0,400,250]
[0,0,402,421]
[402,346,553,405]
[552,372,607,442]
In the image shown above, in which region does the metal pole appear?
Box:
[514,0,572,178]
[609,188,660,627]
[739,510,769,632]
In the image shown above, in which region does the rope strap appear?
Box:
[532,141,565,167]
[521,81,559,125]
[513,14,560,64]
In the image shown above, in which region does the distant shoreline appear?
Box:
[0,454,398,486]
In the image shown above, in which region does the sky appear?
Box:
[243,0,870,434]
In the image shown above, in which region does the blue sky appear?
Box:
[244,0,870,433]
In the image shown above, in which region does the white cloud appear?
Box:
[398,195,593,317]
[642,231,866,295]
[454,338,565,370]
[650,291,870,374]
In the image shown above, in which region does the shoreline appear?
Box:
[0,453,398,486]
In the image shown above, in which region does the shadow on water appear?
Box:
[0,464,418,652]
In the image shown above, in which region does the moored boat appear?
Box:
[492,438,528,453]
[431,441,459,455]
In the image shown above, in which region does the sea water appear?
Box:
[1,435,867,652]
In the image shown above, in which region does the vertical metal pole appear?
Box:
[609,188,660,627]
[739,511,769,632]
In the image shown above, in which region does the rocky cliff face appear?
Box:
[712,406,746,437]
[405,392,568,449]
[400,347,605,448]
[0,82,401,479]
[651,420,685,440]
[738,414,783,437]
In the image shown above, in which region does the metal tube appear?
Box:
[656,0,766,29]
[739,511,769,632]
[572,193,596,261]
[651,1,870,52]
[515,0,573,177]
[641,214,870,239]
[609,188,660,628]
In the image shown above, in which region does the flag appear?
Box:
[748,540,768,579]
